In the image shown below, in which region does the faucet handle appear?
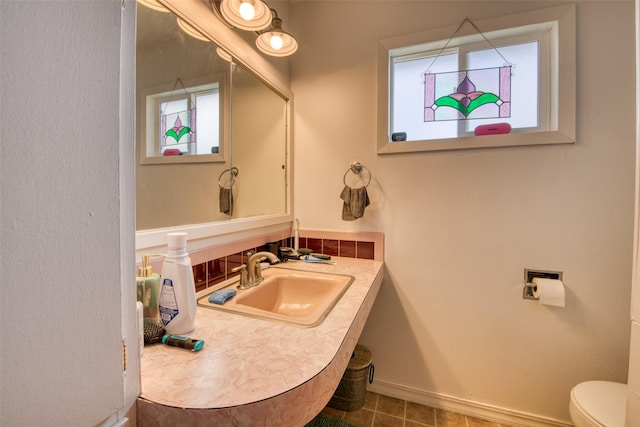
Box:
[232,264,250,289]
[231,264,246,273]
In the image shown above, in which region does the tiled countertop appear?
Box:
[137,257,384,426]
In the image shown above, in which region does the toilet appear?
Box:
[569,381,627,426]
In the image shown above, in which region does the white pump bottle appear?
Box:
[158,232,197,335]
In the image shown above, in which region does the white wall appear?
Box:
[0,1,136,426]
[290,1,635,423]
[628,1,640,425]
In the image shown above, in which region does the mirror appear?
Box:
[135,2,289,232]
[229,63,287,219]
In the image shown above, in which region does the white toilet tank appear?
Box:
[569,381,626,427]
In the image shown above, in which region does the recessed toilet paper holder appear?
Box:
[523,269,563,300]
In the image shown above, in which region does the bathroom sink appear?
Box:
[197,268,354,327]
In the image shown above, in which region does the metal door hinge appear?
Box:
[122,339,127,371]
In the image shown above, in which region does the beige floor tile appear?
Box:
[376,395,405,417]
[406,401,435,425]
[435,408,468,427]
[344,407,375,426]
[319,392,510,427]
[362,391,379,410]
[372,412,404,427]
[467,416,502,427]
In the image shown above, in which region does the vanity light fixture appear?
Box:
[216,47,233,62]
[255,11,298,57]
[210,0,298,57]
[176,18,210,42]
[139,0,210,44]
[218,0,272,31]
[137,0,170,13]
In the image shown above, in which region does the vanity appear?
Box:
[135,2,383,424]
[137,257,383,426]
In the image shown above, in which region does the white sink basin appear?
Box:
[197,267,354,327]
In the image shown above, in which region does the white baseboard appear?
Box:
[367,379,572,427]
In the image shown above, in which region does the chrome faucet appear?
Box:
[244,251,280,288]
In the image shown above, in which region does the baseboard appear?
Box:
[367,379,572,427]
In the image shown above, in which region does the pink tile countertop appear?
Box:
[137,257,384,426]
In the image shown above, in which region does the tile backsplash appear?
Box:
[167,230,384,292]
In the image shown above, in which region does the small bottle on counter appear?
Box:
[158,232,197,335]
[136,254,162,321]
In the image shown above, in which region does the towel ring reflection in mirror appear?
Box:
[343,162,371,188]
[218,166,239,189]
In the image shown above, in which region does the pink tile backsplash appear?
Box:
[339,240,356,258]
[138,230,383,292]
[206,259,225,285]
[322,239,339,256]
[356,241,375,260]
[306,238,323,253]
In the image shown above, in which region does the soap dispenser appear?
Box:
[136,254,162,321]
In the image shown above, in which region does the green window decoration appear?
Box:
[162,109,196,148]
[424,66,511,122]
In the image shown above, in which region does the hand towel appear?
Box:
[219,185,233,215]
[340,185,370,221]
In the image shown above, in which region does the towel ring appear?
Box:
[343,162,371,187]
[218,167,239,189]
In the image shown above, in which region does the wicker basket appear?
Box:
[328,345,373,412]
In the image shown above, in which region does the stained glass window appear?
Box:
[161,107,196,152]
[378,3,579,155]
[424,66,511,122]
[390,39,544,142]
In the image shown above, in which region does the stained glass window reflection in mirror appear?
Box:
[157,84,220,156]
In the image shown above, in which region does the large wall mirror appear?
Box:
[135,0,290,246]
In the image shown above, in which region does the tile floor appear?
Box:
[320,392,513,427]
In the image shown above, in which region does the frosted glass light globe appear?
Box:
[270,34,283,50]
[239,1,255,20]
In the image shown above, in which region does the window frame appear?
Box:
[139,72,229,165]
[377,4,575,154]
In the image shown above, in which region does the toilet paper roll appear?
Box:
[532,277,565,307]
